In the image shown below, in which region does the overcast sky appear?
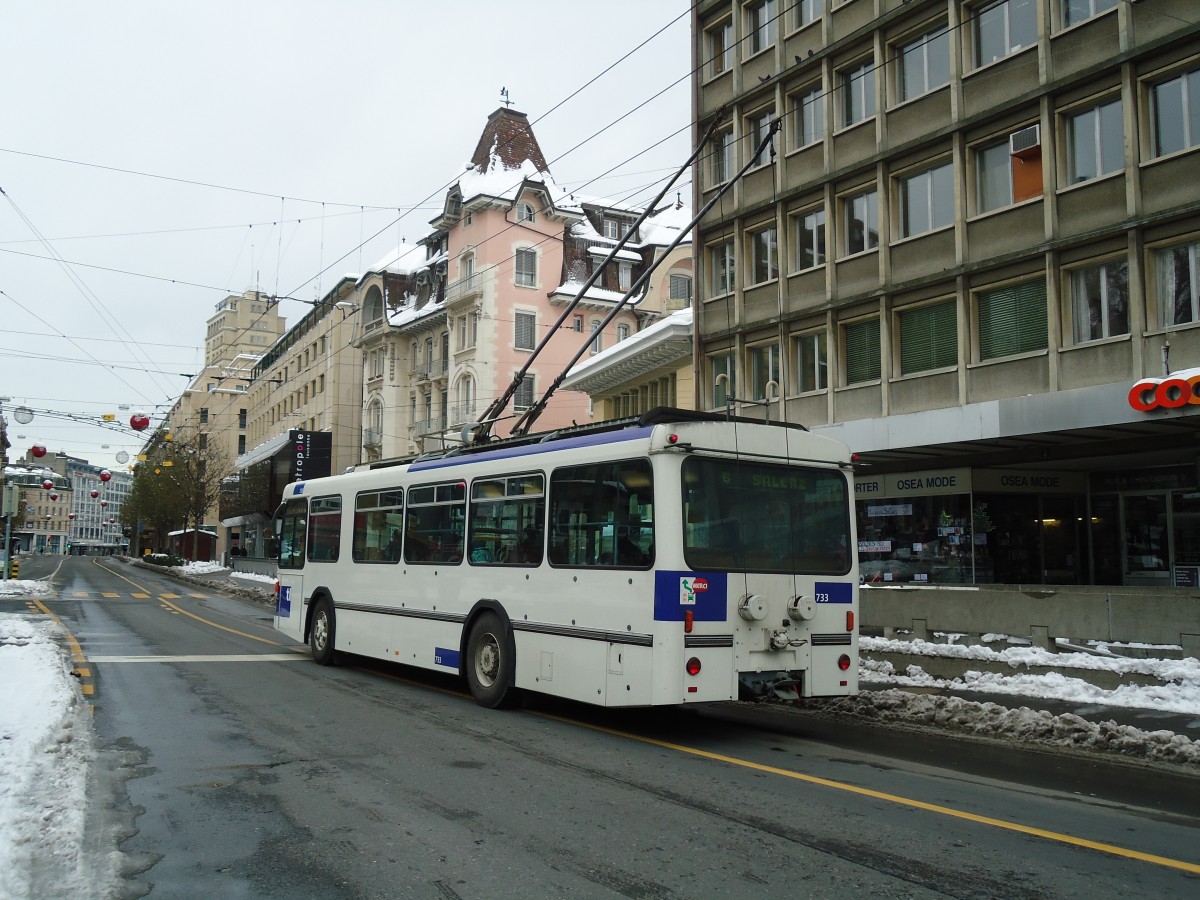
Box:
[0,1,693,471]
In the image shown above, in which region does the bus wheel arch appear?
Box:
[308,591,340,666]
[462,602,518,709]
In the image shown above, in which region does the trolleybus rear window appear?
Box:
[682,458,849,574]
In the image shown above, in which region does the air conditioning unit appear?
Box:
[1009,124,1041,159]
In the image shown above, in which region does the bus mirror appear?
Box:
[273,517,282,536]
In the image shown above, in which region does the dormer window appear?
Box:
[517,202,536,223]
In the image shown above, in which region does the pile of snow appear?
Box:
[172,561,227,576]
[229,570,277,586]
[860,635,1200,716]
[801,689,1200,768]
[0,579,52,598]
[0,617,114,897]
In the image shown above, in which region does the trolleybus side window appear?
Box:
[278,498,307,570]
[682,458,850,574]
[405,481,466,565]
[548,460,654,569]
[467,473,545,566]
[306,495,343,563]
[353,489,405,563]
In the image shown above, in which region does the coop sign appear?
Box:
[1128,367,1200,412]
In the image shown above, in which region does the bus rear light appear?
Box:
[686,657,701,676]
[846,611,855,632]
[684,609,694,633]
[837,654,851,671]
[668,433,679,444]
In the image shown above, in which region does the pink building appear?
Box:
[356,108,692,459]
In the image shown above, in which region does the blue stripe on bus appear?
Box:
[653,571,728,622]
[434,647,461,668]
[276,585,292,618]
[408,426,656,472]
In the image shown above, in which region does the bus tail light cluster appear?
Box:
[838,654,851,671]
[686,657,701,676]
[846,611,855,632]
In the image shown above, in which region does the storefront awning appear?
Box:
[234,430,291,470]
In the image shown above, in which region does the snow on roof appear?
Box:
[363,243,424,277]
[566,308,692,382]
[388,297,446,329]
[550,280,646,307]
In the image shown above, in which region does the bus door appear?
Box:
[274,496,308,641]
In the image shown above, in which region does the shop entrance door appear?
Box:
[1122,493,1169,587]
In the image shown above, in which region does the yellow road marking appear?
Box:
[156,597,281,645]
[101,592,119,598]
[131,593,149,599]
[188,593,207,598]
[80,684,94,696]
[160,593,180,599]
[73,592,88,597]
[531,712,1200,876]
[30,597,95,707]
[74,668,90,677]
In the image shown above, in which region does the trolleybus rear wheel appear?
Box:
[310,598,339,666]
[466,612,516,708]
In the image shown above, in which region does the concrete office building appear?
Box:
[691,0,1200,587]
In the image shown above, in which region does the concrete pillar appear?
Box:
[1030,625,1053,652]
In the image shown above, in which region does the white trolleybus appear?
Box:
[271,408,859,708]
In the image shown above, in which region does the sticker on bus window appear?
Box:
[276,585,292,617]
[814,582,852,604]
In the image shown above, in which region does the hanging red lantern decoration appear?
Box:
[42,479,54,490]
[49,492,58,501]
[30,443,47,458]
[99,469,112,483]
[100,500,108,508]
[109,517,117,524]
[68,513,76,521]
[129,411,150,431]
[90,489,99,499]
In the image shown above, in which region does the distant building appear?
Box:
[691,0,1200,587]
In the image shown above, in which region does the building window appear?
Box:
[1066,98,1123,183]
[514,311,536,351]
[792,84,824,148]
[711,352,736,407]
[238,408,247,428]
[897,26,950,102]
[976,141,1013,213]
[573,314,583,333]
[706,18,733,77]
[746,108,775,167]
[710,240,736,295]
[844,318,881,384]
[975,0,1036,68]
[899,300,957,374]
[748,342,780,401]
[795,331,828,392]
[899,161,954,238]
[669,274,693,305]
[844,188,879,254]
[795,0,823,29]
[747,224,779,285]
[1156,240,1200,327]
[840,59,876,127]
[199,407,209,424]
[1063,0,1117,28]
[515,248,537,287]
[711,129,734,185]
[794,207,826,270]
[618,262,632,291]
[517,202,535,223]
[1150,69,1200,158]
[513,375,535,411]
[617,323,630,342]
[746,0,777,56]
[1070,259,1129,343]
[977,278,1048,360]
[238,435,246,455]
[590,320,603,354]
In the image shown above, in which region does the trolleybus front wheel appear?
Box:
[465,612,517,708]
[309,597,339,666]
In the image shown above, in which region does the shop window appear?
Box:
[858,494,974,585]
[1070,259,1129,343]
[1155,239,1200,327]
[843,317,881,384]
[977,278,1047,360]
[899,300,957,374]
[1066,98,1123,183]
[896,25,950,102]
[1150,68,1200,158]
